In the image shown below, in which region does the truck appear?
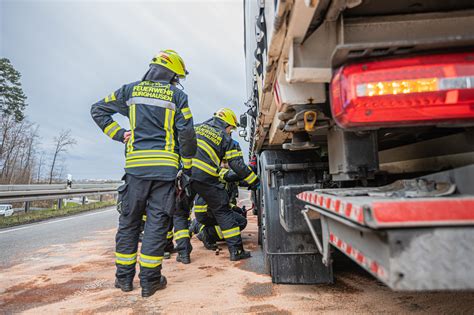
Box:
[242,0,474,290]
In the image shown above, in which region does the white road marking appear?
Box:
[0,208,116,234]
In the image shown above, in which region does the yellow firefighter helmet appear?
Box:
[150,49,188,78]
[214,108,239,128]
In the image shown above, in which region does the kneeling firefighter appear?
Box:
[190,108,259,261]
[91,50,196,297]
[191,167,250,250]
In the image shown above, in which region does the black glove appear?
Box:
[180,173,194,198]
[241,206,248,218]
[231,205,246,217]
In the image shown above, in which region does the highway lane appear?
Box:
[0,208,118,268]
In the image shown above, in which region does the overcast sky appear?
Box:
[0,0,249,180]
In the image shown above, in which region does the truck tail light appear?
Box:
[330,52,474,128]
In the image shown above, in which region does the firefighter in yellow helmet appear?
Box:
[91,50,196,297]
[188,108,259,261]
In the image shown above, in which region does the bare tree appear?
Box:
[56,157,67,182]
[48,129,77,184]
[0,117,39,184]
[19,125,39,184]
[36,151,45,183]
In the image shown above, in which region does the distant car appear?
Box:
[0,204,14,217]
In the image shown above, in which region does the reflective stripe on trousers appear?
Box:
[222,226,240,239]
[215,226,224,240]
[174,229,190,240]
[193,204,207,213]
[139,253,163,268]
[115,252,137,265]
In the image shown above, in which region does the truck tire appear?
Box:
[253,189,263,246]
[259,150,333,284]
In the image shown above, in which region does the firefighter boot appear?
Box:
[115,278,133,292]
[196,229,218,250]
[141,276,167,298]
[229,247,251,261]
[176,252,191,264]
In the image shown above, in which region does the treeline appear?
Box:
[0,58,76,185]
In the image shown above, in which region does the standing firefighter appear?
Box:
[190,108,259,261]
[90,50,196,298]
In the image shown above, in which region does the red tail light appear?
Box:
[330,52,474,129]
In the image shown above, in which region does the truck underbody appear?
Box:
[243,0,474,290]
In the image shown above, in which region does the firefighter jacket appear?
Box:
[191,117,258,186]
[91,80,196,181]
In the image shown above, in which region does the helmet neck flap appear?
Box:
[142,64,177,83]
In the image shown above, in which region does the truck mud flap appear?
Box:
[260,150,332,284]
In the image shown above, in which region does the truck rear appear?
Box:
[242,0,474,290]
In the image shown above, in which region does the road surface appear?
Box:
[0,208,117,268]
[1,199,474,314]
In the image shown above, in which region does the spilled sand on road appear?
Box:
[1,197,474,314]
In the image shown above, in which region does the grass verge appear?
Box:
[0,201,116,228]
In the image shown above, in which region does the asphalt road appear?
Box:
[0,207,118,268]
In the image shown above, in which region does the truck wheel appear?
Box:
[259,150,333,284]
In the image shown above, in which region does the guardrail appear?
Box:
[0,183,122,192]
[0,183,121,210]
